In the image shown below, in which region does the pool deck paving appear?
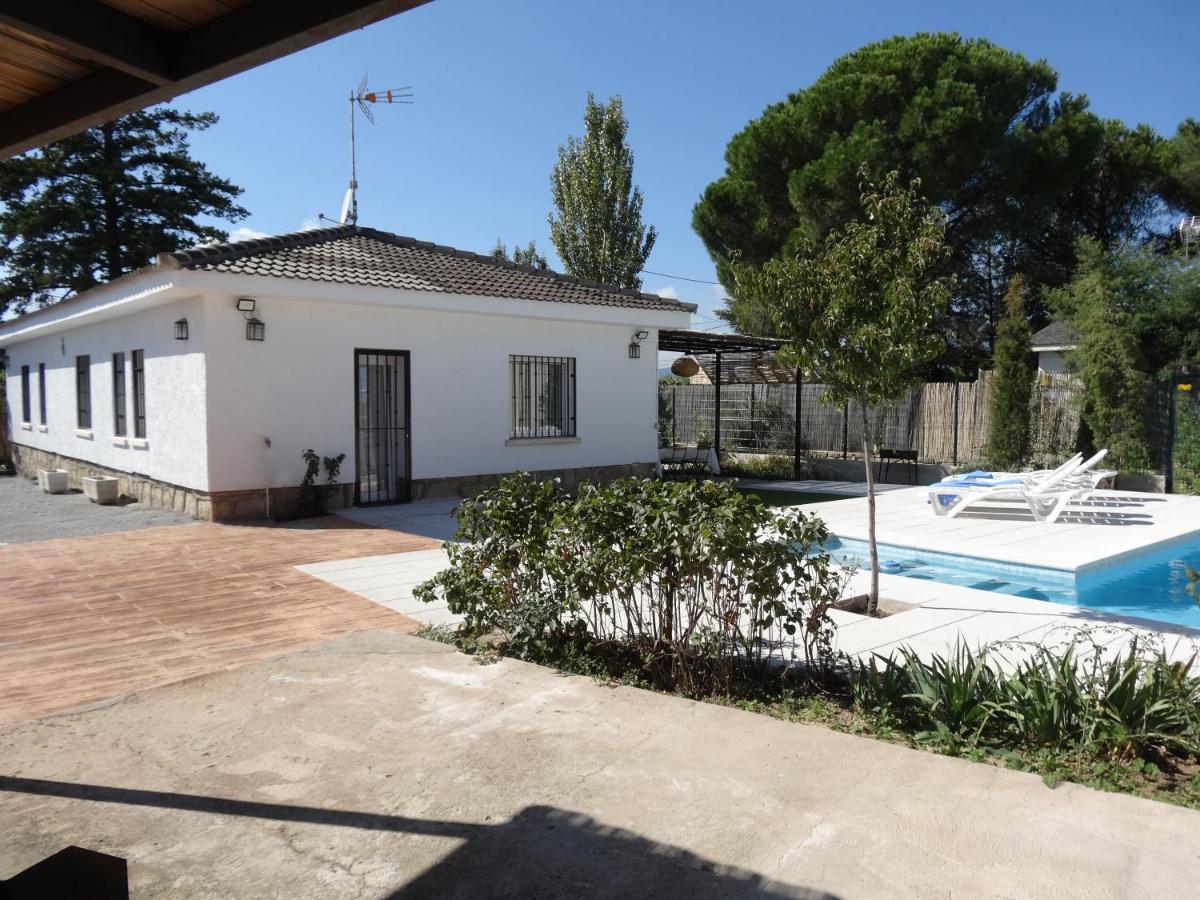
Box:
[3,628,1198,899]
[304,488,1200,668]
[805,484,1200,573]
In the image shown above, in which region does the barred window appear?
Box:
[132,349,146,438]
[112,352,126,436]
[76,355,91,430]
[38,363,46,425]
[509,355,576,439]
[20,365,30,423]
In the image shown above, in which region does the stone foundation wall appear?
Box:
[12,442,656,521]
[410,462,657,500]
[12,443,213,519]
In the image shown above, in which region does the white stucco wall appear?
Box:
[3,295,209,490]
[201,289,676,493]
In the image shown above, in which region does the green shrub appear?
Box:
[415,473,845,693]
[720,453,811,481]
[846,639,1200,761]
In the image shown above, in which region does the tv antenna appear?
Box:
[333,73,412,226]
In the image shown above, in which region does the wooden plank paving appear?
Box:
[0,519,441,724]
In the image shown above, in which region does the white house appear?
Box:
[1031,320,1078,376]
[0,226,694,520]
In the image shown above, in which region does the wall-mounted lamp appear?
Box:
[629,329,650,359]
[174,318,189,340]
[237,298,263,341]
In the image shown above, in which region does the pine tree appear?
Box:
[986,276,1035,468]
[548,94,656,289]
[0,107,247,315]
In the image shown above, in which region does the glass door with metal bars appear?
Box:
[354,349,410,504]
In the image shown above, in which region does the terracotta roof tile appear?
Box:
[169,225,695,313]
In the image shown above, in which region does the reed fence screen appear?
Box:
[658,372,1084,466]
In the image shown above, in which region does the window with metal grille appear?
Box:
[509,355,576,439]
[132,349,146,438]
[38,363,46,425]
[20,365,30,423]
[112,352,126,436]
[75,355,91,430]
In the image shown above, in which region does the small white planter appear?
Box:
[82,475,120,505]
[38,468,69,494]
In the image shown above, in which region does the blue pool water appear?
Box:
[823,535,1200,630]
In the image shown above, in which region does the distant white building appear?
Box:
[1030,321,1078,376]
[0,226,693,520]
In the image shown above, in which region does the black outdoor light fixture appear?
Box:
[236,298,264,341]
[174,318,189,340]
[629,329,650,359]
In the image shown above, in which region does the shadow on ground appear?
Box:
[0,777,832,899]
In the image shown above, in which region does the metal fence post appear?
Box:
[952,381,960,466]
[793,369,803,479]
[714,352,722,459]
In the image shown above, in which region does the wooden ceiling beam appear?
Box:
[0,0,430,160]
[0,1,172,86]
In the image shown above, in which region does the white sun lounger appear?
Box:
[929,451,1108,523]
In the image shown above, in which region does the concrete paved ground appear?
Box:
[298,548,459,627]
[0,519,436,724]
[808,486,1199,572]
[335,496,461,542]
[0,473,193,545]
[1,629,1197,899]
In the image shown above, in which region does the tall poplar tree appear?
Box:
[549,93,656,289]
[0,107,248,316]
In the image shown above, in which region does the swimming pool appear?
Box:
[823,534,1200,629]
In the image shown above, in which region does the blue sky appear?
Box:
[179,0,1197,329]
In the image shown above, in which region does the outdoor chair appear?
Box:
[876,448,918,485]
[928,450,1110,523]
[659,445,717,480]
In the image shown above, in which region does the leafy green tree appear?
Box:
[694,33,1185,370]
[1160,118,1200,214]
[0,107,247,316]
[986,276,1035,468]
[733,171,951,614]
[549,93,656,289]
[1048,239,1158,470]
[491,238,548,270]
[1050,238,1200,377]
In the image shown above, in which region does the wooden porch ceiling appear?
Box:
[0,0,431,159]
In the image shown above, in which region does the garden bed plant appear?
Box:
[417,473,1200,808]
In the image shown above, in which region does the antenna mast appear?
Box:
[342,73,413,226]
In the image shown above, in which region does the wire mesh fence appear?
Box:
[658,370,1088,466]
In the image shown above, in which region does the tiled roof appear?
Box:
[1031,320,1078,349]
[165,225,696,313]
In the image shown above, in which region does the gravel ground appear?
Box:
[0,474,193,545]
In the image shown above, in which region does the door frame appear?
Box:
[353,348,412,506]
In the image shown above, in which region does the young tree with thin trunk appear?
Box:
[734,170,951,615]
[986,276,1035,469]
[548,93,656,289]
[0,107,247,316]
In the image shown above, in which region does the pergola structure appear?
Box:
[0,0,432,160]
[657,328,805,477]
